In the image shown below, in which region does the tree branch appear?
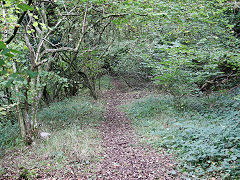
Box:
[35,7,77,62]
[42,47,75,55]
[103,12,148,19]
[5,0,33,44]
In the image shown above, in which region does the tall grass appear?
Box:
[0,121,21,156]
[38,96,103,131]
[35,95,103,161]
[0,95,104,178]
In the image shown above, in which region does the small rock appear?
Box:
[40,132,51,139]
[169,170,177,176]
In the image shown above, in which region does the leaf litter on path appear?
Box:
[94,78,183,179]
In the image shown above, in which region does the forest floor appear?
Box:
[91,78,182,179]
[1,78,183,179]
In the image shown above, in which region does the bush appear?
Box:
[125,90,240,178]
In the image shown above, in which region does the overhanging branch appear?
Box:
[5,0,33,44]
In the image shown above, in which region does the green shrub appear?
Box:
[126,90,240,178]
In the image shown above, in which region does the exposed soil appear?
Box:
[94,78,182,179]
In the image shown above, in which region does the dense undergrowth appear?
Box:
[0,94,104,179]
[125,89,240,179]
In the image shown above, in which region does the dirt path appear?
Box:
[95,79,182,179]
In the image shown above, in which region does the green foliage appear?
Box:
[108,0,239,96]
[17,3,34,11]
[147,0,240,95]
[125,90,240,178]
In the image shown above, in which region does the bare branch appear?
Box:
[34,59,48,69]
[35,7,77,62]
[24,25,36,69]
[38,48,94,69]
[41,47,94,57]
[103,12,148,19]
[42,47,75,55]
[62,14,81,16]
[75,3,89,52]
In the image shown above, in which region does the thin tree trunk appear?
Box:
[31,73,42,130]
[24,77,31,133]
[15,105,26,138]
[24,95,30,134]
[31,99,38,130]
[13,62,26,138]
[88,78,97,100]
[99,77,101,90]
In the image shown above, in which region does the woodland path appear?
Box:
[93,78,182,179]
[0,78,182,180]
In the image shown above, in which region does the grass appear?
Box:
[0,121,21,155]
[38,95,103,131]
[0,95,104,179]
[124,90,240,179]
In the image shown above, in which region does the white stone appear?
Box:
[40,132,51,139]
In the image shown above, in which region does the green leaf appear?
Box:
[16,77,24,82]
[1,49,14,57]
[0,70,7,75]
[9,49,21,54]
[17,4,34,11]
[5,53,14,58]
[6,79,13,88]
[10,73,18,78]
[33,22,38,27]
[0,41,6,49]
[33,15,38,19]
[1,48,10,55]
[0,59,5,67]
[26,70,38,78]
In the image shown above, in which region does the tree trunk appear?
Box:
[78,71,97,100]
[13,62,26,138]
